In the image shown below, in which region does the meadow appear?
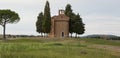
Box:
[0,37,120,58]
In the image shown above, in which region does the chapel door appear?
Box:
[62,32,64,37]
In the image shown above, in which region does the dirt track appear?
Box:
[88,44,120,56]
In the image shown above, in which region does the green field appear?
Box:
[0,38,120,58]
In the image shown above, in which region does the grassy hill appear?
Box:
[0,37,120,58]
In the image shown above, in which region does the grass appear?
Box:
[80,38,120,46]
[0,37,119,58]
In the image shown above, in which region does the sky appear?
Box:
[0,0,120,36]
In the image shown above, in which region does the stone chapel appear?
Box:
[49,10,69,37]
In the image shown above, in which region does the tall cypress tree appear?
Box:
[36,12,44,36]
[77,14,85,35]
[43,1,51,33]
[65,4,74,36]
[74,14,85,37]
[65,4,85,37]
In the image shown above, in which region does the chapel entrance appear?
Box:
[62,32,64,37]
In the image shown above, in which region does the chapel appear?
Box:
[49,10,69,37]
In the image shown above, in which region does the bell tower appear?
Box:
[59,10,65,15]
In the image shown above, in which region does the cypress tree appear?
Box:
[65,4,74,37]
[43,1,51,33]
[65,4,85,37]
[77,14,85,35]
[74,14,85,37]
[36,12,44,36]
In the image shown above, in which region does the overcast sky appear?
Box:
[0,0,120,36]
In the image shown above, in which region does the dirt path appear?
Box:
[79,40,120,52]
[88,44,120,56]
[89,44,120,52]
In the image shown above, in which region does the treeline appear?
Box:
[83,35,120,40]
[36,1,85,37]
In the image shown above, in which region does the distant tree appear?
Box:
[0,9,20,39]
[43,1,51,34]
[36,12,44,36]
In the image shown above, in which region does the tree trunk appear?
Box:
[43,33,44,37]
[70,33,72,38]
[41,33,43,37]
[71,33,72,38]
[3,24,6,40]
[75,33,77,38]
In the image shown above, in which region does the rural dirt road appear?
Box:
[88,44,120,56]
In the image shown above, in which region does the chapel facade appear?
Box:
[49,10,69,37]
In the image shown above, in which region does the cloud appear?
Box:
[83,14,120,36]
